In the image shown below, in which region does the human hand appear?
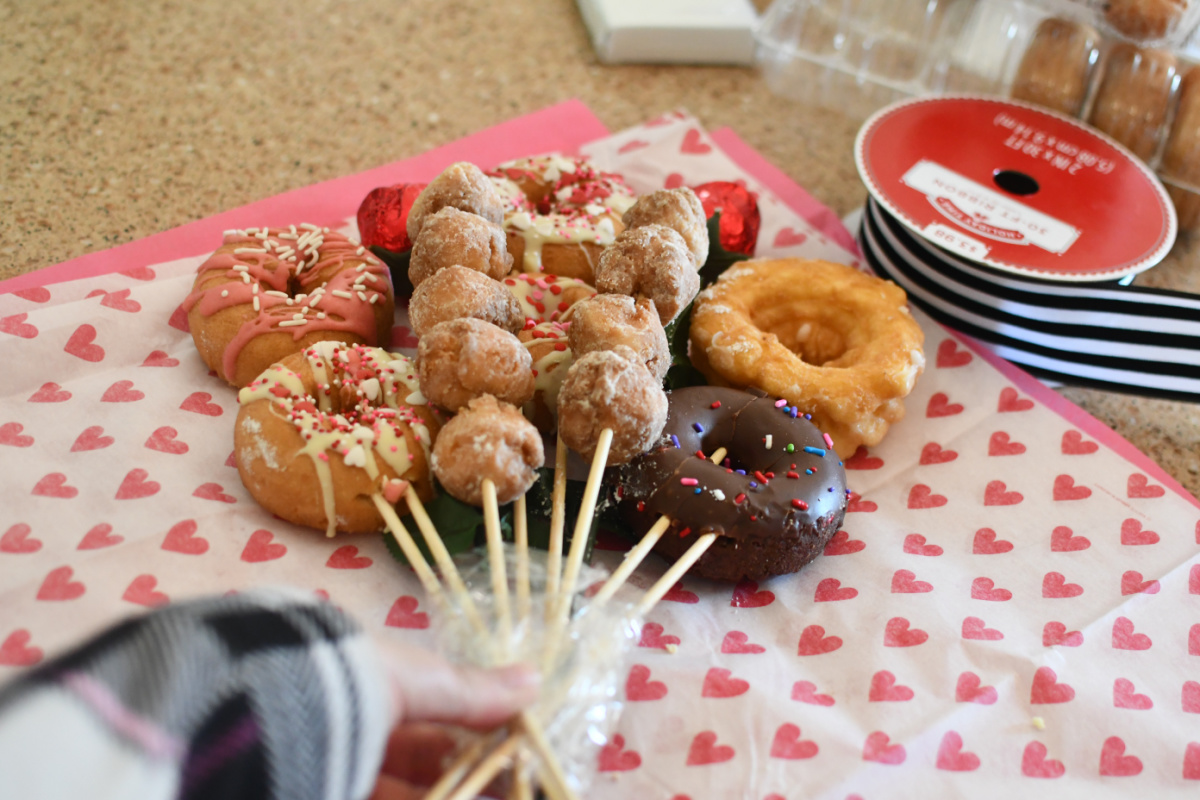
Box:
[369,640,540,799]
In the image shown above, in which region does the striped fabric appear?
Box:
[0,589,390,800]
[859,196,1200,400]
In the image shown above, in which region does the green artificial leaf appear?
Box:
[382,487,494,566]
[662,213,751,391]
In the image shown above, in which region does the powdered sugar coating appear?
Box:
[557,347,668,466]
[594,224,700,325]
[567,294,670,381]
[621,187,709,268]
[408,207,513,288]
[417,318,535,412]
[406,162,505,240]
[431,395,544,506]
[408,265,523,337]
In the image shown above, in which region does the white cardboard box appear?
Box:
[576,0,760,65]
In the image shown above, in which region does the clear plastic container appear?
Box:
[757,0,1200,227]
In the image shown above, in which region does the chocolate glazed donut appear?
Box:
[615,386,848,582]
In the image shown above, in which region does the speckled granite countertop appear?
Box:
[2,0,1197,496]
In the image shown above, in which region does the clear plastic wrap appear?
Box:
[433,546,641,796]
[757,0,1200,228]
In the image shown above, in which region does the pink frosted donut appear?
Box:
[184,225,394,388]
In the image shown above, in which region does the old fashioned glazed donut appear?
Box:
[689,258,925,455]
[487,156,637,282]
[185,225,394,388]
[235,342,441,537]
[615,386,848,582]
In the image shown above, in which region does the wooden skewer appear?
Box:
[371,493,446,605]
[590,447,728,606]
[544,435,569,620]
[422,734,495,800]
[636,532,718,614]
[482,478,513,656]
[514,494,531,625]
[551,427,613,632]
[441,734,522,800]
[400,488,490,640]
[508,746,534,800]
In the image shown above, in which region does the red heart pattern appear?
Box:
[1043,622,1083,647]
[686,732,735,765]
[730,579,774,608]
[116,468,160,499]
[33,473,78,498]
[869,670,914,702]
[936,731,980,771]
[1061,430,1098,454]
[926,393,963,417]
[884,617,928,647]
[701,668,750,698]
[823,531,865,555]
[625,665,668,701]
[919,442,958,464]
[790,681,834,706]
[0,630,43,666]
[4,120,1199,800]
[813,578,858,602]
[1120,519,1159,545]
[720,631,765,654]
[962,617,1003,641]
[384,596,429,629]
[1,523,43,554]
[903,534,943,556]
[972,528,1013,554]
[1112,617,1152,650]
[797,625,842,656]
[1,313,38,338]
[1127,473,1165,498]
[240,529,287,563]
[78,523,123,550]
[1113,678,1153,709]
[36,566,86,601]
[145,427,188,454]
[1022,742,1065,778]
[1099,737,1142,777]
[936,339,972,368]
[161,520,208,555]
[956,672,997,704]
[679,129,712,155]
[122,574,169,606]
[0,422,34,447]
[1042,572,1084,598]
[1050,526,1090,552]
[599,734,642,771]
[64,324,105,362]
[862,732,906,764]
[997,387,1034,412]
[326,545,372,569]
[983,481,1023,506]
[988,431,1026,456]
[71,425,114,451]
[1030,667,1075,704]
[638,622,680,650]
[907,484,947,509]
[770,724,818,760]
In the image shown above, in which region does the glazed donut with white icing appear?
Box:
[235,342,441,537]
[487,156,637,283]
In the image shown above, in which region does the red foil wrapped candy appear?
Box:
[692,181,760,256]
[356,183,426,253]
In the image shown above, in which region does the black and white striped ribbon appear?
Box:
[858,196,1200,401]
